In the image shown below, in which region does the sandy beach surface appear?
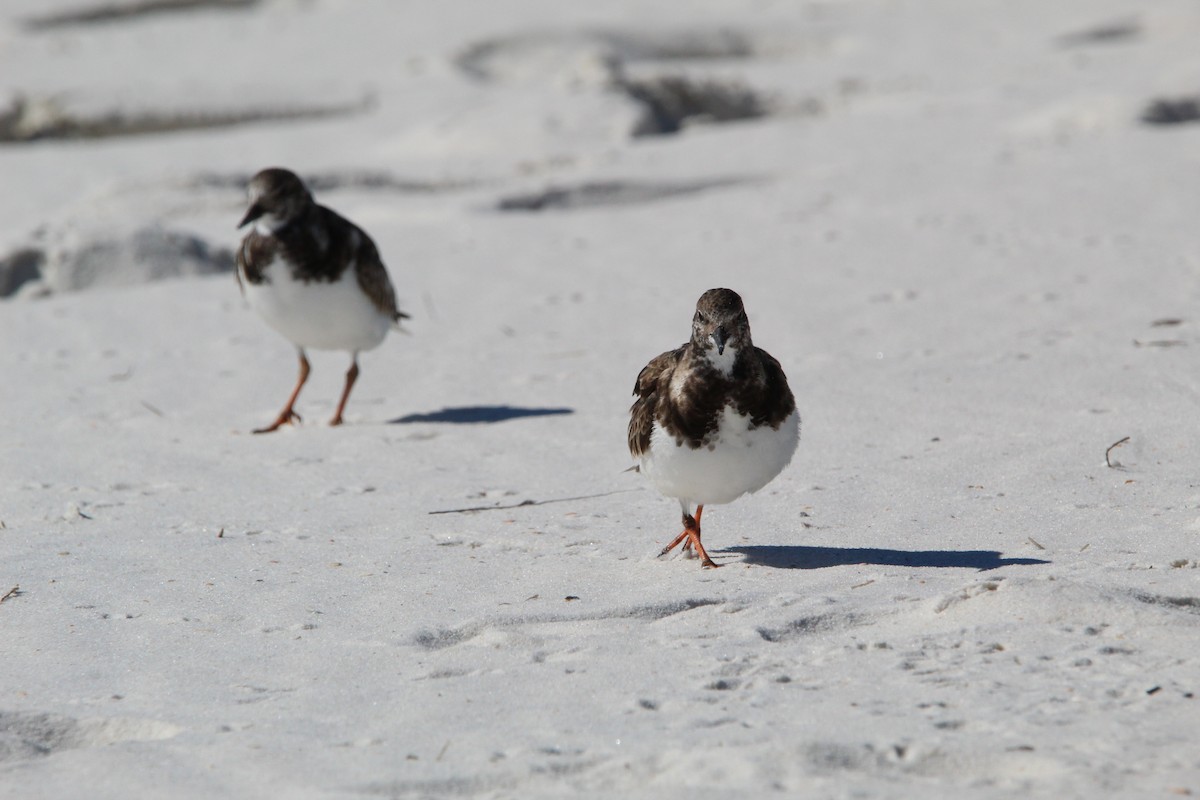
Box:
[3,0,1200,797]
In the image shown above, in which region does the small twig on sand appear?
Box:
[431,498,539,515]
[0,586,20,604]
[436,740,451,761]
[429,489,637,515]
[851,579,875,589]
[1027,537,1045,550]
[141,401,164,417]
[1106,436,1131,468]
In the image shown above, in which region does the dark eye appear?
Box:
[695,311,706,323]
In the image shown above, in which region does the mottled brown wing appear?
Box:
[236,232,277,292]
[628,347,683,458]
[351,232,409,324]
[235,243,245,295]
[751,347,797,429]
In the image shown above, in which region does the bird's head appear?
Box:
[690,288,752,372]
[237,167,313,231]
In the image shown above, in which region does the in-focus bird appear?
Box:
[628,288,800,567]
[235,167,408,433]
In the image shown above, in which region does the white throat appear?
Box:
[254,213,291,235]
[705,344,738,376]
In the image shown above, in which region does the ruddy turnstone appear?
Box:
[236,167,408,433]
[628,288,800,568]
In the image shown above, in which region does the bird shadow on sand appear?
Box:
[389,405,574,424]
[720,545,1049,571]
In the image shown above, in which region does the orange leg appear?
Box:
[658,505,718,568]
[679,505,704,554]
[329,356,359,427]
[255,351,310,434]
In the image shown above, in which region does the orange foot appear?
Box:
[255,352,310,434]
[658,505,719,568]
[253,408,301,434]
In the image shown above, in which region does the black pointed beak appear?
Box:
[237,202,264,229]
[710,326,728,355]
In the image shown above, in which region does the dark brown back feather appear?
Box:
[348,224,405,322]
[628,344,797,458]
[237,204,407,323]
[628,347,683,457]
[734,347,796,428]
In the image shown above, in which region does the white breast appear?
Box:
[640,405,800,506]
[240,255,392,353]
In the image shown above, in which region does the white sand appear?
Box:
[3,0,1200,796]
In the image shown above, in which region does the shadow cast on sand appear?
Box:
[721,545,1050,571]
[389,405,574,424]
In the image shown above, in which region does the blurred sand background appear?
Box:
[3,1,1200,797]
